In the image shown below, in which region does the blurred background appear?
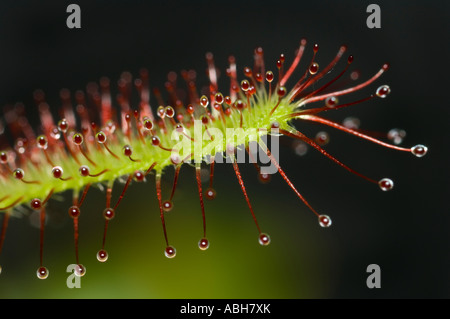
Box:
[0,0,448,298]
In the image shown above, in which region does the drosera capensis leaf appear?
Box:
[0,38,428,279]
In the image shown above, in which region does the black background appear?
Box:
[0,0,448,299]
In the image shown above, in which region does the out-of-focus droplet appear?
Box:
[315,131,329,146]
[205,188,216,200]
[293,140,308,156]
[387,128,406,145]
[258,173,271,184]
[342,117,360,130]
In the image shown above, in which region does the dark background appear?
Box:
[0,0,448,299]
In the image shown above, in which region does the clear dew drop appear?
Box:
[157,106,165,118]
[378,178,394,191]
[318,215,332,227]
[376,85,391,98]
[266,71,274,83]
[258,233,271,246]
[0,151,8,164]
[52,166,64,179]
[165,246,176,258]
[325,96,338,108]
[411,144,428,158]
[79,165,90,177]
[103,207,115,220]
[13,168,24,180]
[309,62,319,75]
[58,119,68,133]
[36,135,48,149]
[97,249,109,262]
[96,131,107,144]
[74,264,86,277]
[198,238,210,250]
[134,171,145,182]
[36,266,49,279]
[200,95,209,108]
[68,205,81,219]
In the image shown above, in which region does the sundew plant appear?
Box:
[0,38,427,280]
